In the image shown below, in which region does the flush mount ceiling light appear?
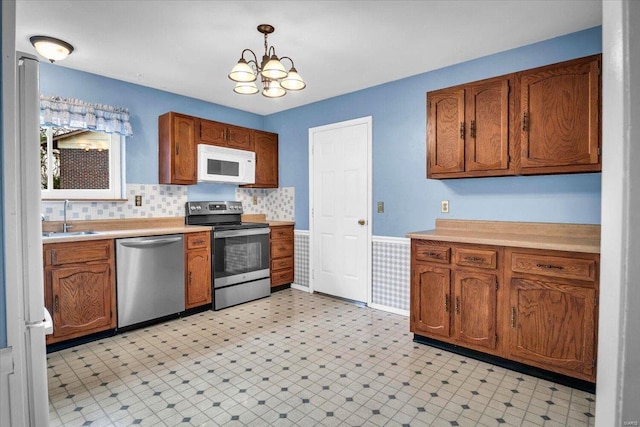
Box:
[228,24,306,98]
[29,35,74,63]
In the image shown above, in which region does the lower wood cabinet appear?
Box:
[43,240,116,344]
[506,249,598,382]
[410,239,599,383]
[270,225,294,287]
[185,231,212,309]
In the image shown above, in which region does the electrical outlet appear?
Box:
[377,201,384,213]
[252,195,258,205]
[441,200,449,213]
[135,195,142,207]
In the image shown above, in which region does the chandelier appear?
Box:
[228,24,306,98]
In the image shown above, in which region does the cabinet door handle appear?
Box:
[459,122,465,139]
[511,307,516,328]
[521,112,528,131]
[455,296,460,314]
[464,256,483,262]
[175,144,179,156]
[54,295,59,313]
[189,271,193,285]
[444,295,449,313]
[536,263,564,270]
[470,120,476,138]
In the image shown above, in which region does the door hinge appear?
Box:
[495,282,499,290]
[595,296,598,307]
[592,359,596,368]
[597,147,602,156]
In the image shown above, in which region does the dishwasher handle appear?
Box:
[119,236,183,249]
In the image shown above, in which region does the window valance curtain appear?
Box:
[40,95,133,136]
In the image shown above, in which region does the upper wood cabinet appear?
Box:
[520,55,601,174]
[199,119,253,151]
[426,54,601,179]
[159,112,197,185]
[159,112,279,187]
[242,130,279,189]
[427,76,512,179]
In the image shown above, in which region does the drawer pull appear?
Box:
[536,263,564,270]
[464,256,484,262]
[423,251,440,257]
[444,295,449,313]
[511,307,516,329]
[455,296,460,314]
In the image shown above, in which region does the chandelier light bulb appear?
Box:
[262,80,286,98]
[228,58,257,82]
[234,81,259,95]
[280,67,306,91]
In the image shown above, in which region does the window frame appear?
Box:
[40,126,126,200]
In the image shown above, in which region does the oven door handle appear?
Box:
[215,228,270,238]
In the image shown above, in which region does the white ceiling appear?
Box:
[15,0,602,116]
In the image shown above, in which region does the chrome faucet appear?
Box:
[62,200,73,232]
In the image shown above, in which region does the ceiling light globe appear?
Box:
[261,56,287,80]
[233,81,259,95]
[228,59,257,82]
[280,68,306,91]
[262,80,286,98]
[29,36,74,63]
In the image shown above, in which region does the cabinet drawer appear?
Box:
[413,241,450,264]
[186,232,210,250]
[511,252,597,282]
[45,240,112,266]
[272,256,293,271]
[271,226,294,240]
[454,248,497,269]
[272,268,294,286]
[271,241,294,258]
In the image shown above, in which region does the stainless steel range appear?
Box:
[185,201,270,310]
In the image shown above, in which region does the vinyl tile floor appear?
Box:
[47,289,596,426]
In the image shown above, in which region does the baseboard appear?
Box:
[369,303,409,317]
[291,283,310,292]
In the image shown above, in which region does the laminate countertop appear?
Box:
[42,217,211,244]
[407,219,601,254]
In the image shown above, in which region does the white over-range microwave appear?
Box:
[197,144,256,184]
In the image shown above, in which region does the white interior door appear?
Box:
[309,117,371,303]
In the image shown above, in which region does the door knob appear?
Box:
[358,219,365,225]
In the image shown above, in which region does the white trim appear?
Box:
[372,235,410,245]
[308,116,373,305]
[290,283,310,293]
[0,348,13,427]
[294,229,309,236]
[369,303,409,317]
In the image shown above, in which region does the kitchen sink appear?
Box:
[42,230,102,238]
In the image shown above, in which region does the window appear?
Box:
[40,126,124,200]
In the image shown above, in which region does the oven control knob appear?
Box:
[196,206,202,210]
[189,206,195,211]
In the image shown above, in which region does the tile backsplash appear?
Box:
[41,184,188,221]
[41,184,295,222]
[236,187,295,221]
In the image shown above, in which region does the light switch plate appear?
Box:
[377,201,384,213]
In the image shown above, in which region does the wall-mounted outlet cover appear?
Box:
[441,200,449,213]
[252,195,258,205]
[135,195,142,207]
[377,201,384,213]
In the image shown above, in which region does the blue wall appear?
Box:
[39,63,264,199]
[265,27,602,236]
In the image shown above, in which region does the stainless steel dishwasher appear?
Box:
[116,234,185,328]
